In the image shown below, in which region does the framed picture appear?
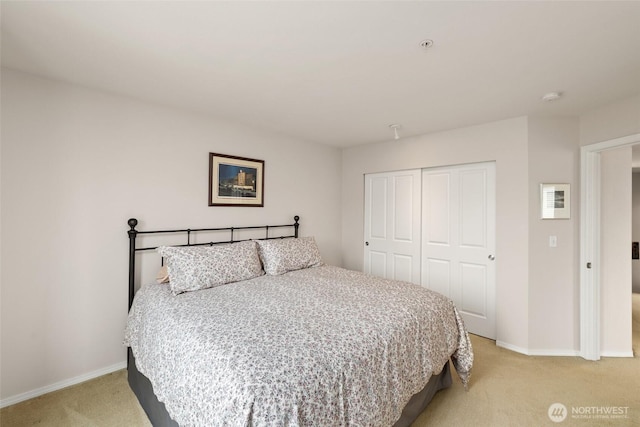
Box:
[209,153,264,207]
[540,183,570,219]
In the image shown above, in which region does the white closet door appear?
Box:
[422,162,496,339]
[364,170,421,284]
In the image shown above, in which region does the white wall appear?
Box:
[527,117,580,353]
[0,68,343,403]
[633,172,640,294]
[342,117,531,352]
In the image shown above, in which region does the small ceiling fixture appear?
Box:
[542,92,562,102]
[420,39,434,49]
[389,124,401,140]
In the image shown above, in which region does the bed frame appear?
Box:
[125,216,451,426]
[127,216,300,310]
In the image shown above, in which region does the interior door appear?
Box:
[421,162,496,339]
[364,170,421,284]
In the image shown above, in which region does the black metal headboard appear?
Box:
[127,216,300,310]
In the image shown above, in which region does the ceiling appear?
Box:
[1,1,639,147]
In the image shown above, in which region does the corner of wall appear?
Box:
[526,116,581,352]
[579,94,640,146]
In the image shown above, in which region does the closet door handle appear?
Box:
[488,255,495,261]
[365,242,369,246]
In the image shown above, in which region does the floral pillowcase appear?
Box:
[157,240,264,295]
[256,237,323,275]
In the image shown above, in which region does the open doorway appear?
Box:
[632,146,640,356]
[580,133,640,360]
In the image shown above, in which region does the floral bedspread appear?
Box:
[124,265,473,426]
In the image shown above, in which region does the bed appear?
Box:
[124,216,473,426]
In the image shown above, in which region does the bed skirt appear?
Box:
[127,348,452,427]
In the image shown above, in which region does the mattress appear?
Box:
[124,265,473,426]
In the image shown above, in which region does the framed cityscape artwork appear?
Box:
[209,153,264,207]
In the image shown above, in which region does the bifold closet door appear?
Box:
[364,170,421,284]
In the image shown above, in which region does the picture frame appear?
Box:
[540,183,570,219]
[209,153,264,207]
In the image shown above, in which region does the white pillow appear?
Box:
[157,240,264,295]
[256,237,323,275]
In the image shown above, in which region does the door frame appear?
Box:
[580,133,640,360]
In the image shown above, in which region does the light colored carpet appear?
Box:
[0,369,151,427]
[2,294,639,426]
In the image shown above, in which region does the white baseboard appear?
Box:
[601,350,634,358]
[496,340,529,355]
[527,349,581,357]
[0,361,127,409]
[496,341,580,357]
